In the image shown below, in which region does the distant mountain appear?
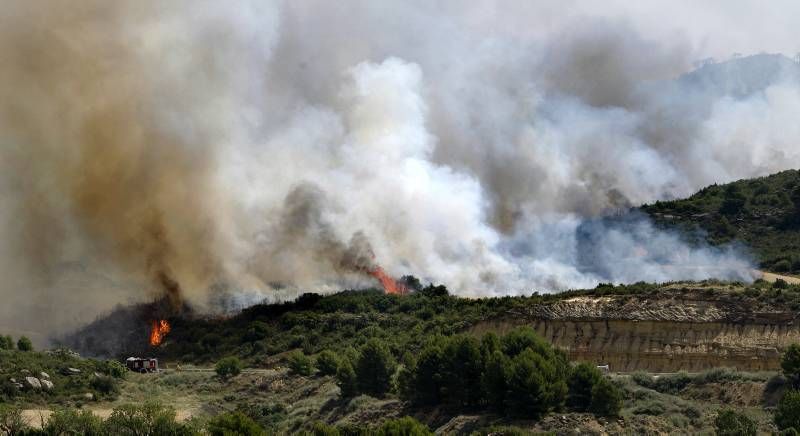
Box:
[678,53,800,98]
[642,169,800,274]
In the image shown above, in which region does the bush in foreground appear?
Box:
[589,378,622,417]
[206,411,266,436]
[44,409,104,436]
[715,409,757,436]
[776,390,800,431]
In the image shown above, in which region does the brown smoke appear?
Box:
[0,2,226,311]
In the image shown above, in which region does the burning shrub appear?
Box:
[215,356,242,380]
[287,351,314,376]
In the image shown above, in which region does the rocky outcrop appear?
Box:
[471,288,800,372]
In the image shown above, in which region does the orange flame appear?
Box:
[149,319,171,346]
[368,266,408,295]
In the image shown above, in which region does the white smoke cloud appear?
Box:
[2,0,800,339]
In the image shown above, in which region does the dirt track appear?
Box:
[759,270,800,284]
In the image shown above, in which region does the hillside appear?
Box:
[642,169,800,274]
[42,280,800,434]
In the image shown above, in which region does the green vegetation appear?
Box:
[643,169,800,273]
[784,343,800,389]
[315,350,340,376]
[715,409,757,436]
[16,337,33,352]
[394,327,620,419]
[354,339,395,397]
[777,390,800,431]
[0,348,125,406]
[287,351,314,376]
[214,356,242,380]
[206,411,266,436]
[308,417,432,436]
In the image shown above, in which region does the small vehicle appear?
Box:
[126,357,159,373]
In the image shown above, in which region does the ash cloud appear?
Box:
[1,0,799,340]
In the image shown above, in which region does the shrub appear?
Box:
[315,350,340,376]
[567,363,602,412]
[776,390,800,431]
[505,349,566,419]
[355,339,396,396]
[0,335,13,350]
[91,375,120,396]
[715,409,757,436]
[783,344,800,388]
[589,378,622,417]
[407,343,445,406]
[45,409,104,436]
[215,356,243,380]
[375,416,433,436]
[443,336,484,408]
[336,361,358,398]
[16,336,32,352]
[103,402,193,436]
[100,360,128,379]
[482,350,509,413]
[287,351,314,376]
[206,411,266,436]
[0,405,28,435]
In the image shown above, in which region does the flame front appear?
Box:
[149,319,171,346]
[369,266,407,295]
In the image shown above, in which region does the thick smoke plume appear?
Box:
[1,1,799,341]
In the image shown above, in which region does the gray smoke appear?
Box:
[1,1,799,341]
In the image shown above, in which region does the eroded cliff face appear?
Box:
[471,286,800,372]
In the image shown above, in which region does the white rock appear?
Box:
[83,392,94,401]
[24,376,41,389]
[39,371,50,379]
[40,379,54,390]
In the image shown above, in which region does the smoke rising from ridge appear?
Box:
[2,1,800,339]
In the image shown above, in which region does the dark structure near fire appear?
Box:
[126,357,159,373]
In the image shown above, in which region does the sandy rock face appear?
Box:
[472,286,800,372]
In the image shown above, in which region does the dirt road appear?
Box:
[759,270,800,285]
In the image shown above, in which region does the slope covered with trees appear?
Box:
[642,169,800,274]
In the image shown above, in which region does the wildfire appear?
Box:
[149,319,171,346]
[368,266,408,295]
